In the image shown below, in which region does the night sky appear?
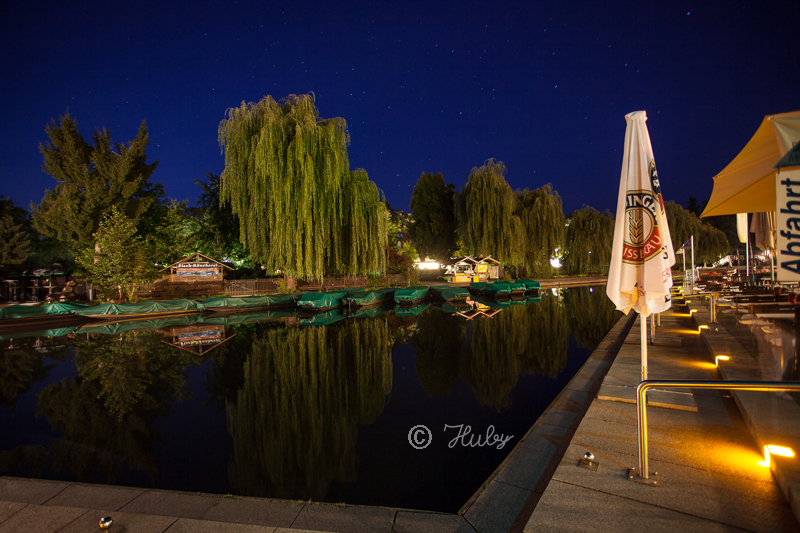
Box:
[1,0,797,217]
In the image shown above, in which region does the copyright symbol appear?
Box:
[408,425,432,449]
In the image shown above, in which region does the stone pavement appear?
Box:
[524,293,800,532]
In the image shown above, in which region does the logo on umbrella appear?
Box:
[623,189,663,265]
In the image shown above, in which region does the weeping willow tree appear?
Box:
[562,207,615,275]
[455,161,566,277]
[515,185,565,278]
[226,318,392,500]
[455,159,520,262]
[218,93,386,284]
[563,286,622,349]
[665,201,729,264]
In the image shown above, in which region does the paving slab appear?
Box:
[462,479,531,533]
[0,478,67,505]
[56,509,176,532]
[525,479,751,533]
[289,504,395,533]
[44,483,143,511]
[0,504,87,533]
[166,517,276,532]
[119,490,217,518]
[392,511,476,533]
[0,501,26,523]
[202,496,304,527]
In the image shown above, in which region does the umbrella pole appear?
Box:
[691,236,696,292]
[641,313,648,381]
[651,311,655,345]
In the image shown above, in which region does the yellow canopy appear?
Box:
[701,110,800,217]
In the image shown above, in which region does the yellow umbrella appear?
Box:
[701,111,800,218]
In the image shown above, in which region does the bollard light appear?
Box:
[758,445,795,468]
[715,355,730,366]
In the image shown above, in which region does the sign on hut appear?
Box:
[160,253,233,283]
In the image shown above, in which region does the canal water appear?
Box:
[0,286,620,513]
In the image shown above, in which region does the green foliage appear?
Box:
[144,200,201,267]
[218,93,387,280]
[514,185,565,277]
[408,172,458,262]
[32,113,163,254]
[455,159,518,262]
[0,213,31,267]
[455,160,565,278]
[665,201,729,264]
[76,207,158,302]
[563,207,615,275]
[194,172,252,265]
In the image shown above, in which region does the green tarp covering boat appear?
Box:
[71,299,201,317]
[343,287,396,308]
[395,302,430,316]
[394,286,429,304]
[196,293,299,310]
[297,289,363,310]
[0,302,89,320]
[429,285,469,301]
[515,279,542,291]
[469,281,525,298]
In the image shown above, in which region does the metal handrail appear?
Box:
[635,380,800,481]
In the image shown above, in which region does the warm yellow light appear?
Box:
[698,325,709,332]
[690,309,698,314]
[759,445,795,467]
[715,355,730,366]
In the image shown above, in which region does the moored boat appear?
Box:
[514,279,542,296]
[343,287,396,309]
[297,289,363,311]
[428,285,470,303]
[394,286,430,307]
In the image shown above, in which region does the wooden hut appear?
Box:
[159,253,233,283]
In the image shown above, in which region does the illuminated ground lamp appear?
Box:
[689,309,698,314]
[715,355,730,366]
[758,445,795,468]
[698,325,709,333]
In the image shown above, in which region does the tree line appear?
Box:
[0,93,731,297]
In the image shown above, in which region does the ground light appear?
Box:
[715,355,730,366]
[698,325,709,332]
[758,445,795,468]
[690,309,698,314]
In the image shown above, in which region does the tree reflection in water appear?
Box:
[35,330,202,484]
[413,291,569,411]
[226,318,392,500]
[563,287,622,349]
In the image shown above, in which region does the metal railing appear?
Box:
[634,380,800,483]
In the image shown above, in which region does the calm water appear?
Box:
[0,286,620,513]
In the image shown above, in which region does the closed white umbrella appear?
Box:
[607,111,676,381]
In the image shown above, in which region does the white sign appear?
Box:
[776,167,800,281]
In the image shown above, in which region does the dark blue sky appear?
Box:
[2,0,797,216]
